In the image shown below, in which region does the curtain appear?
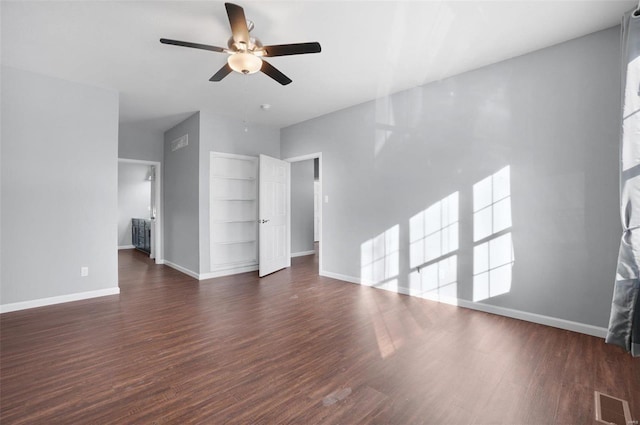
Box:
[606,9,640,357]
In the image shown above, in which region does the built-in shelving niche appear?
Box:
[210,152,258,274]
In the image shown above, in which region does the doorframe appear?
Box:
[284,152,322,273]
[118,158,163,264]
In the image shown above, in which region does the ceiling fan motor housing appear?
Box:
[227,36,263,54]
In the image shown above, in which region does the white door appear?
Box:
[259,154,290,277]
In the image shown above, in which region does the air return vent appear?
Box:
[171,134,188,152]
[594,391,633,425]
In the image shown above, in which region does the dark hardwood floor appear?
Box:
[1,249,638,424]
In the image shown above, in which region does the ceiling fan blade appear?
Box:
[262,42,322,57]
[260,60,292,86]
[210,63,233,82]
[225,3,250,46]
[160,38,225,53]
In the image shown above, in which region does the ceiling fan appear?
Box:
[160,2,321,86]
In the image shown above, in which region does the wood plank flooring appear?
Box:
[1,249,638,424]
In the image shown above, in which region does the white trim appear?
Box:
[0,287,120,314]
[284,153,322,163]
[317,271,607,338]
[291,250,315,258]
[320,270,361,285]
[454,297,608,338]
[200,265,259,280]
[163,260,199,279]
[394,286,460,306]
[164,260,258,280]
[118,158,163,265]
[118,158,158,165]
[210,151,257,161]
[118,245,135,250]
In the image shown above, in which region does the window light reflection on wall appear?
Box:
[408,192,459,303]
[473,233,514,301]
[472,166,514,302]
[473,166,511,242]
[409,192,459,268]
[360,225,400,292]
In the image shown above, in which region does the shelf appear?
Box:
[211,260,257,268]
[210,152,259,273]
[211,175,256,181]
[212,219,256,224]
[216,239,256,245]
[212,198,256,201]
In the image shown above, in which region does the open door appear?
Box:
[259,154,291,277]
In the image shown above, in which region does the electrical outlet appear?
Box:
[81,267,89,277]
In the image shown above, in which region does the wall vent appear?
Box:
[594,391,634,425]
[171,134,188,152]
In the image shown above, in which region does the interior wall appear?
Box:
[160,111,280,276]
[290,160,315,255]
[117,162,151,247]
[198,111,280,275]
[280,26,621,329]
[119,122,164,162]
[163,112,200,274]
[1,66,119,305]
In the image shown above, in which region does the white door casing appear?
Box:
[259,154,291,277]
[117,158,163,264]
[314,180,321,242]
[149,165,156,259]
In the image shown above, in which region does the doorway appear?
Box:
[117,158,162,263]
[286,153,322,272]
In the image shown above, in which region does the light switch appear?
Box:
[324,195,329,203]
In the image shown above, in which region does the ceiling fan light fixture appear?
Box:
[227,52,262,74]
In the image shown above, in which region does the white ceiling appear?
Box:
[2,1,635,131]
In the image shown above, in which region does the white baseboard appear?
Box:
[118,245,135,250]
[318,271,607,339]
[319,270,361,285]
[454,298,608,338]
[394,286,461,307]
[163,260,199,279]
[0,287,120,314]
[200,264,259,280]
[163,261,258,280]
[291,250,315,258]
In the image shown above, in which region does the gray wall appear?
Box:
[1,66,119,304]
[163,112,200,273]
[119,122,163,162]
[198,111,280,274]
[291,160,315,255]
[118,162,151,247]
[281,27,621,329]
[161,111,280,275]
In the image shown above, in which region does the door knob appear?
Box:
[258,219,270,224]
